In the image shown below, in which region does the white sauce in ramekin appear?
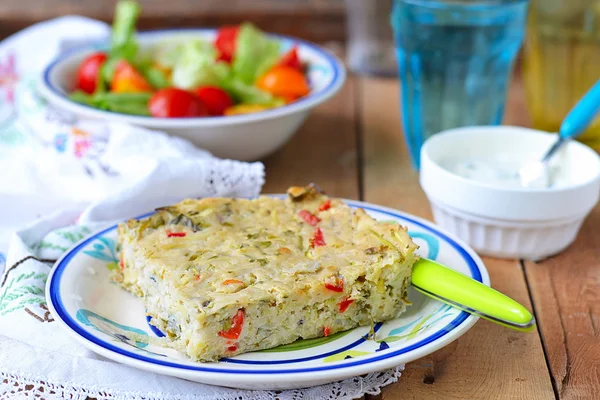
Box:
[447,158,565,189]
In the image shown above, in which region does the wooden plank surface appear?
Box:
[0,0,346,42]
[262,75,359,199]
[509,60,600,399]
[524,206,600,399]
[359,76,555,399]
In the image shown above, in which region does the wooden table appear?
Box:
[263,70,600,399]
[3,4,597,394]
[0,0,346,42]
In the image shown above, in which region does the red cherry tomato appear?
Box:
[76,52,107,94]
[193,86,234,116]
[277,46,302,70]
[149,88,208,118]
[215,26,240,63]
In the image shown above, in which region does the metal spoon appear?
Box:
[519,79,600,188]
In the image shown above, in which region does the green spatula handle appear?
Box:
[412,259,536,332]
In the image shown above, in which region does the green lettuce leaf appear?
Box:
[231,23,281,85]
[110,0,141,61]
[99,0,141,88]
[100,57,122,88]
[171,40,229,89]
[144,66,170,89]
[220,78,284,106]
[69,91,151,116]
[152,39,186,68]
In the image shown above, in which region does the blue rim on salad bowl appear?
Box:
[46,199,489,390]
[37,29,347,161]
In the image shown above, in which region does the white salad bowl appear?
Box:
[38,29,346,161]
[420,126,600,261]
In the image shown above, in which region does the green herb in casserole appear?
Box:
[115,185,418,361]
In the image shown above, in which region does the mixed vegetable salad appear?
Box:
[70,1,311,118]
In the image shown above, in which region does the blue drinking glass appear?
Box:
[391,0,529,168]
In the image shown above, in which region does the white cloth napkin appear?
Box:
[0,213,402,400]
[0,16,403,399]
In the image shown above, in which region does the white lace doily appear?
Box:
[1,367,403,400]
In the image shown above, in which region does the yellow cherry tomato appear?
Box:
[224,104,269,116]
[111,61,152,93]
[256,66,310,100]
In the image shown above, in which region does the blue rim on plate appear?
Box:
[47,200,485,375]
[146,316,386,365]
[41,29,346,124]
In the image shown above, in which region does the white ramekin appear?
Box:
[420,126,600,260]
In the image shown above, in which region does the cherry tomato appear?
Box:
[215,26,240,63]
[256,66,310,101]
[76,52,107,94]
[277,46,302,70]
[193,86,234,116]
[111,61,153,93]
[149,88,208,118]
[224,104,269,116]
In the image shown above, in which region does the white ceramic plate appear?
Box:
[46,199,489,390]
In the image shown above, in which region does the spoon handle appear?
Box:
[411,259,535,332]
[560,79,600,140]
[541,137,566,163]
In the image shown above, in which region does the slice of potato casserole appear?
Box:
[115,185,418,361]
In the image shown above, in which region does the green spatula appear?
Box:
[412,259,535,332]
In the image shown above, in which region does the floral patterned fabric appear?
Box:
[0,16,403,400]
